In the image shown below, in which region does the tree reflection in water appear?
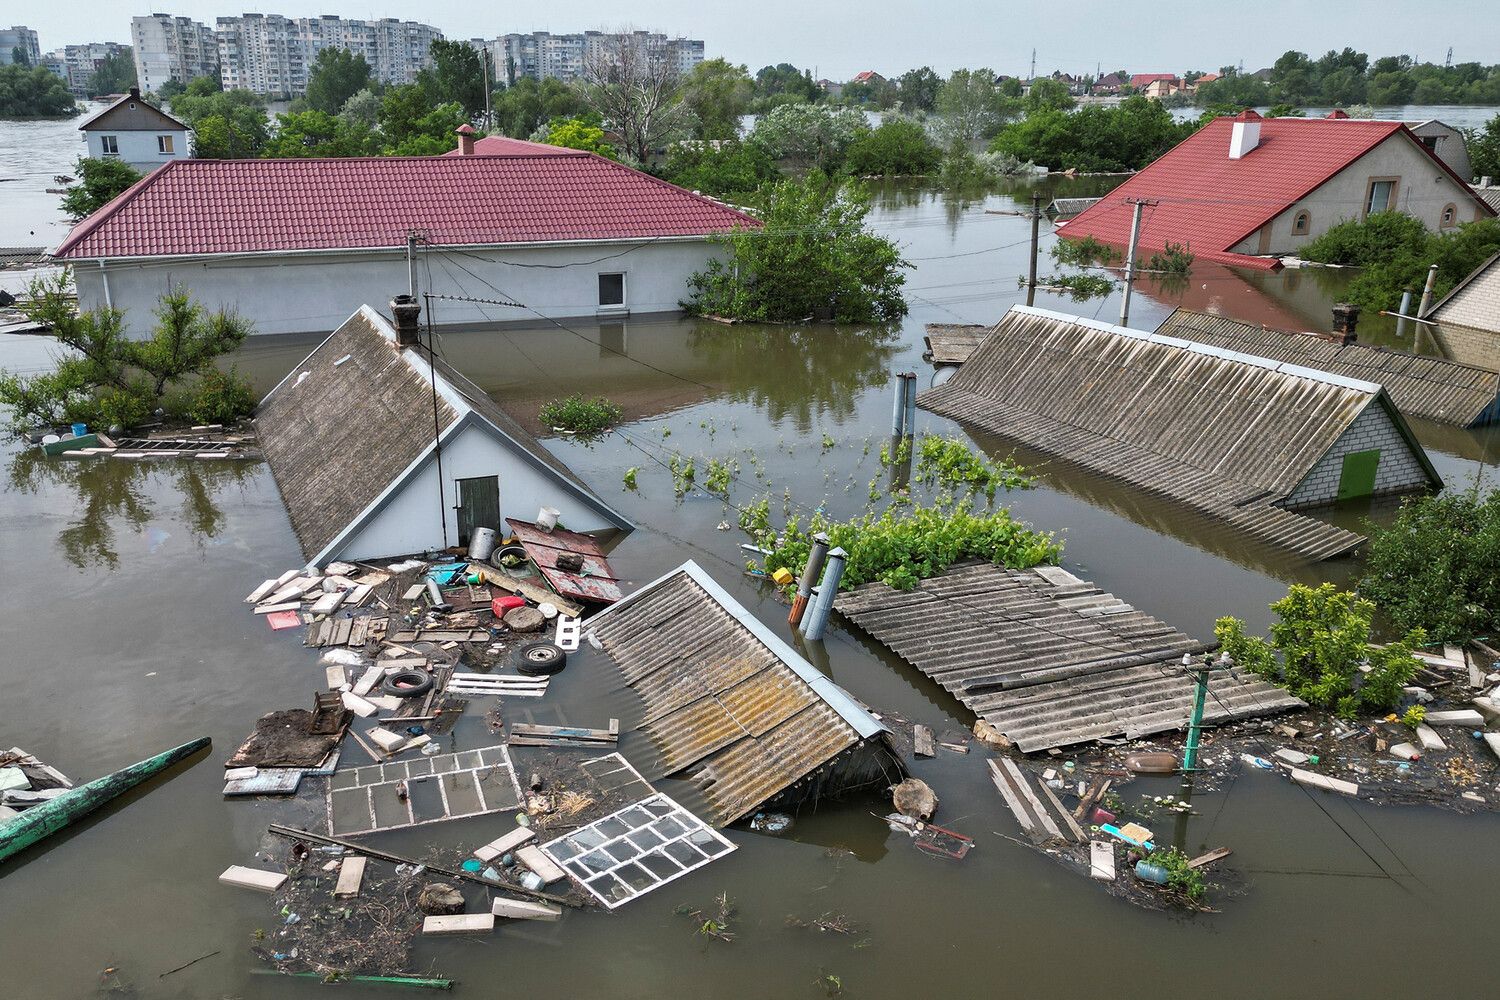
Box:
[7,449,257,569]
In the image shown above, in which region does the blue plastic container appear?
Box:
[71,422,87,437]
[1134,860,1170,884]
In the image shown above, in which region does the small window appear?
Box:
[1365,178,1396,216]
[1291,210,1310,235]
[100,135,118,156]
[1440,203,1457,228]
[598,272,625,307]
[157,134,175,154]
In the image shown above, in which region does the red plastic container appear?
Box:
[491,595,526,616]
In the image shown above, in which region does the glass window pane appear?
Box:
[598,273,625,306]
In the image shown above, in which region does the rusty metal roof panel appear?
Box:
[835,561,1303,751]
[505,517,624,604]
[584,561,885,825]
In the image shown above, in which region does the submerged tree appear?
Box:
[60,157,143,220]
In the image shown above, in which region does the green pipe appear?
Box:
[0,736,210,863]
[251,969,454,989]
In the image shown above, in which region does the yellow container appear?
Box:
[771,567,794,587]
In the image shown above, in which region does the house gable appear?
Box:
[1284,395,1441,507]
[78,91,188,133]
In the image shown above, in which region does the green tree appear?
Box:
[263,109,377,157]
[170,82,268,157]
[1360,489,1500,643]
[897,66,941,112]
[991,95,1190,171]
[0,64,78,116]
[1024,78,1075,115]
[86,48,137,97]
[419,39,487,118]
[657,140,779,201]
[748,102,867,171]
[841,75,897,109]
[338,87,382,130]
[1194,69,1271,108]
[379,94,467,156]
[934,68,1016,145]
[844,117,941,176]
[577,34,690,164]
[1268,49,1316,105]
[1302,213,1500,311]
[681,57,753,139]
[1216,583,1422,718]
[684,173,910,323]
[492,77,585,139]
[304,47,371,115]
[541,116,618,158]
[59,157,142,219]
[752,63,820,107]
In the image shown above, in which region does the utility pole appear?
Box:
[1118,198,1153,327]
[1026,192,1041,307]
[1416,262,1440,319]
[1030,48,1036,81]
[1182,653,1228,772]
[482,50,491,130]
[407,230,420,300]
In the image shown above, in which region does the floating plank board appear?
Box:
[913,725,936,758]
[510,722,617,743]
[1289,768,1359,797]
[1414,724,1447,752]
[475,826,536,863]
[388,629,489,643]
[333,856,366,897]
[515,845,568,885]
[1089,841,1116,880]
[219,866,287,893]
[341,692,378,718]
[1422,709,1485,727]
[327,744,523,836]
[1188,847,1233,869]
[310,591,347,616]
[367,728,406,752]
[222,768,303,796]
[540,792,735,909]
[423,913,494,935]
[1484,733,1500,763]
[254,602,301,615]
[468,565,584,619]
[491,897,562,921]
[986,758,1072,841]
[246,579,281,604]
[352,665,384,698]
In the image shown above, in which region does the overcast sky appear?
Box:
[21,1,1499,80]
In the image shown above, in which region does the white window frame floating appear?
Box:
[541,792,735,909]
[326,743,523,835]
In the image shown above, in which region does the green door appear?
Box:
[455,475,500,545]
[1337,449,1380,500]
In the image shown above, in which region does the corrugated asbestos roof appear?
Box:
[254,304,627,561]
[1157,308,1500,427]
[55,154,760,259]
[584,561,885,826]
[917,305,1431,560]
[834,562,1304,751]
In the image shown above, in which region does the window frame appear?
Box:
[1363,176,1399,218]
[99,134,119,156]
[157,134,175,155]
[1440,202,1457,229]
[597,271,627,310]
[1291,209,1311,236]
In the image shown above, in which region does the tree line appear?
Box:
[0,46,137,117]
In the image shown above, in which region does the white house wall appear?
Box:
[1231,134,1483,257]
[78,241,725,339]
[1283,401,1430,508]
[334,422,618,562]
[83,128,189,174]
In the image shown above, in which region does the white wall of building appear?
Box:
[1233,133,1485,257]
[84,127,189,173]
[1283,401,1431,507]
[75,239,725,339]
[335,421,618,562]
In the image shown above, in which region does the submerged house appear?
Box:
[919,305,1442,560]
[1421,251,1500,374]
[52,132,759,338]
[77,86,191,173]
[583,560,901,826]
[1156,308,1500,427]
[1058,111,1492,268]
[255,299,630,565]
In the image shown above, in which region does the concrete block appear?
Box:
[219,865,287,892]
[474,826,535,863]
[491,897,562,921]
[423,913,495,935]
[515,845,567,885]
[333,856,366,897]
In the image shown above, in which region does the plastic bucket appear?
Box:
[468,526,497,562]
[536,506,561,532]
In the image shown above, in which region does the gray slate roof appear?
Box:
[584,561,886,826]
[918,305,1433,560]
[1156,309,1499,427]
[834,562,1304,751]
[78,90,188,132]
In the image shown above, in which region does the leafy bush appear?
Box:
[1402,704,1426,730]
[60,157,143,220]
[1302,213,1500,311]
[659,140,779,202]
[1301,211,1429,267]
[187,366,256,424]
[684,173,910,323]
[914,435,1033,501]
[540,116,618,160]
[989,96,1192,172]
[1145,241,1194,275]
[748,102,867,171]
[1359,489,1500,643]
[844,118,941,176]
[1151,847,1207,902]
[1215,583,1422,718]
[1052,235,1121,267]
[739,495,1060,592]
[537,395,622,435]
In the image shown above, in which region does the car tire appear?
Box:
[382,669,434,698]
[513,641,567,676]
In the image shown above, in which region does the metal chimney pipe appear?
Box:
[1416,263,1441,319]
[902,372,917,439]
[891,374,907,437]
[787,532,830,628]
[801,546,848,641]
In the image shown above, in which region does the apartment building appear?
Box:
[0,25,42,66]
[497,30,703,86]
[50,42,133,95]
[130,14,218,93]
[215,13,441,97]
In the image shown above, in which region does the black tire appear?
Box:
[513,641,567,676]
[383,669,434,698]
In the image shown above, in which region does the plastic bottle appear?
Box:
[1134,859,1170,884]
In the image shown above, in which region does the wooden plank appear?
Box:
[469,565,584,618]
[348,617,369,648]
[913,725,936,758]
[330,617,354,647]
[515,845,568,885]
[423,913,494,935]
[475,827,536,863]
[254,602,301,615]
[1038,779,1086,842]
[510,723,618,742]
[1414,724,1447,752]
[245,579,280,604]
[1289,768,1359,797]
[310,591,346,616]
[999,758,1064,839]
[986,758,1038,836]
[333,856,366,897]
[1187,847,1232,869]
[491,897,562,921]
[1089,841,1116,880]
[219,866,287,892]
[352,665,384,698]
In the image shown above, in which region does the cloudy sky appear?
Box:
[23,1,1498,80]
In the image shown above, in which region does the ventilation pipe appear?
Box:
[800,547,848,642]
[391,294,422,346]
[787,532,830,628]
[1229,109,1262,159]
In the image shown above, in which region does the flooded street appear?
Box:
[2,112,1499,999]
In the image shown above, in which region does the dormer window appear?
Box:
[1292,210,1311,235]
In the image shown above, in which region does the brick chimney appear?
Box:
[391,295,422,346]
[1229,109,1262,159]
[129,86,141,101]
[1325,109,1348,119]
[455,123,476,156]
[1331,302,1359,344]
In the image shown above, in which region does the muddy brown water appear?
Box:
[3,117,1500,999]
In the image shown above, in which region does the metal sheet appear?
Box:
[507,518,623,604]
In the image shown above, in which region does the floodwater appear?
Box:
[3,114,1500,999]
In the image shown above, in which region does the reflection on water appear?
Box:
[7,449,254,568]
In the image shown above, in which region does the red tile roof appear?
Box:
[442,134,576,156]
[1057,116,1490,270]
[1130,73,1179,88]
[55,153,760,260]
